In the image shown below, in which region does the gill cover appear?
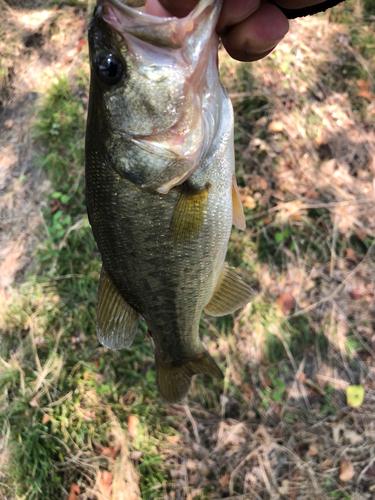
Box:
[97,0,224,193]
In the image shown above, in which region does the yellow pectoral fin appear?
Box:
[204,263,253,317]
[170,184,209,244]
[232,174,246,231]
[97,267,140,350]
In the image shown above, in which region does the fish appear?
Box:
[85,0,253,403]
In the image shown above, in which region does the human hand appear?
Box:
[144,0,327,62]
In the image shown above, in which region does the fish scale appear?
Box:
[85,0,253,402]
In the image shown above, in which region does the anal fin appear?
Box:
[97,266,140,350]
[204,263,253,317]
[170,184,209,244]
[232,174,246,230]
[156,348,223,403]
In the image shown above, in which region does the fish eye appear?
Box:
[96,54,124,85]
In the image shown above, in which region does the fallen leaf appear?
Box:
[128,415,139,438]
[167,435,180,444]
[346,385,365,407]
[99,470,112,497]
[75,37,86,53]
[339,460,354,482]
[95,443,121,459]
[332,423,345,444]
[268,120,284,132]
[356,80,374,99]
[186,459,197,470]
[130,450,142,460]
[307,444,318,456]
[278,479,289,495]
[256,116,268,127]
[346,248,357,261]
[240,193,256,209]
[358,89,374,100]
[276,292,296,315]
[67,483,80,500]
[42,414,50,424]
[350,290,364,300]
[322,459,332,468]
[4,119,14,130]
[357,79,371,91]
[355,229,367,241]
[219,474,230,488]
[344,429,363,445]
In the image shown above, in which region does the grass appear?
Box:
[1,0,375,499]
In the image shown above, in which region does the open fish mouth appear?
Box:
[101,0,220,50]
[95,0,224,193]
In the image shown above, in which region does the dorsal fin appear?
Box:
[232,174,246,230]
[170,184,210,244]
[204,263,253,316]
[97,267,140,350]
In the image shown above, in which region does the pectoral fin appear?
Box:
[156,348,223,403]
[97,267,140,350]
[204,263,253,317]
[170,184,209,244]
[232,174,246,230]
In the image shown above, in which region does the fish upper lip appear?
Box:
[101,0,222,50]
[102,0,217,23]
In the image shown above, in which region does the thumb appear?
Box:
[156,0,199,17]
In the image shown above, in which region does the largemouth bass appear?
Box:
[85,0,253,403]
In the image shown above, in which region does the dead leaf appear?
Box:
[344,429,363,445]
[346,248,357,261]
[350,290,364,300]
[128,415,139,438]
[99,470,112,497]
[167,435,180,444]
[4,119,14,130]
[67,483,80,500]
[95,443,121,459]
[356,79,374,100]
[355,229,367,241]
[357,79,371,91]
[219,474,230,488]
[307,444,318,456]
[42,414,50,424]
[276,292,296,314]
[29,398,39,408]
[322,459,332,468]
[130,450,142,461]
[278,480,289,495]
[50,199,62,214]
[358,89,374,100]
[333,423,345,444]
[339,460,354,482]
[268,120,284,132]
[256,116,268,127]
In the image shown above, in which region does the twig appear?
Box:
[290,239,375,318]
[184,404,200,445]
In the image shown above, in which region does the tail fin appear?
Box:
[156,348,224,404]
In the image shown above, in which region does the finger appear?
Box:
[157,0,198,17]
[217,0,260,35]
[144,0,172,16]
[221,2,289,62]
[274,0,320,8]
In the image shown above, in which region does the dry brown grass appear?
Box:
[1,1,375,499]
